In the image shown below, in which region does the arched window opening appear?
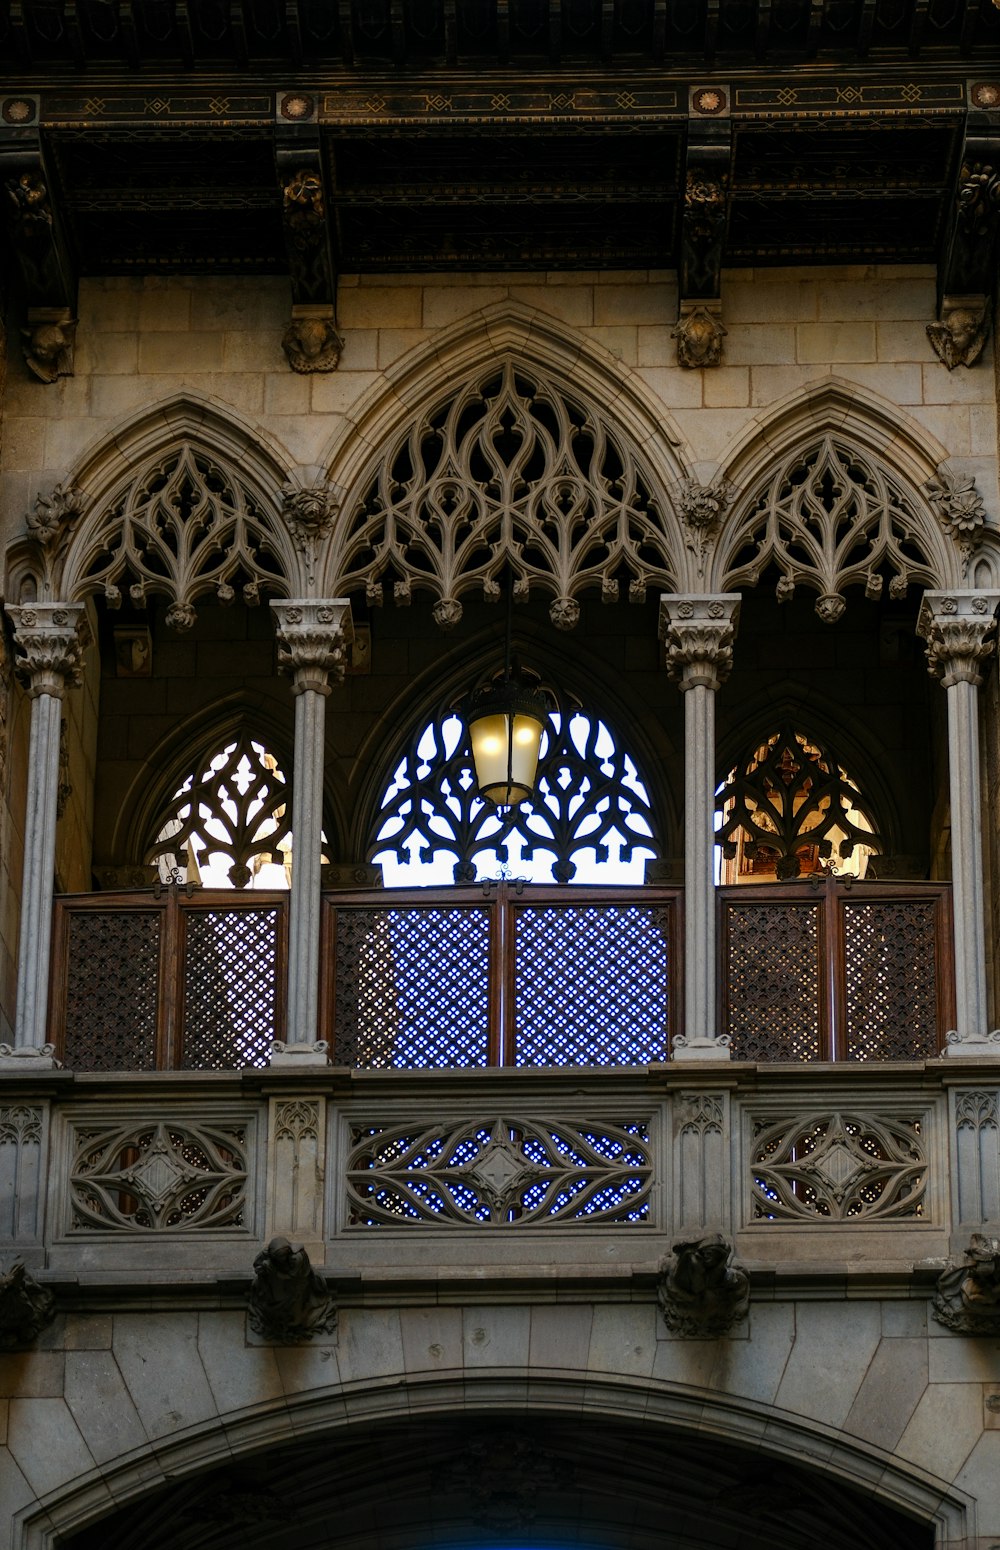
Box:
[370,691,659,885]
[716,726,882,884]
[148,734,309,889]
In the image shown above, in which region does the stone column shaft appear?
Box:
[2,604,84,1066]
[660,595,740,1061]
[270,600,352,1067]
[918,590,1000,1056]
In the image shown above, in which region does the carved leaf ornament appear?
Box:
[66,447,289,627]
[335,362,678,629]
[371,695,658,883]
[723,437,937,619]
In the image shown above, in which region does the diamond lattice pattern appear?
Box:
[843,900,941,1059]
[334,908,491,1068]
[63,911,161,1070]
[513,904,669,1065]
[725,903,821,1060]
[182,909,278,1070]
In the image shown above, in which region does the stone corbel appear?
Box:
[248,1235,337,1343]
[274,93,341,373]
[933,1234,1000,1332]
[657,1232,750,1337]
[928,131,1000,367]
[0,1261,56,1349]
[1,109,79,381]
[676,109,731,368]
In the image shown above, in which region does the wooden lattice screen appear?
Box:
[720,879,954,1061]
[51,889,287,1071]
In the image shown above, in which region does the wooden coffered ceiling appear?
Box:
[0,2,999,292]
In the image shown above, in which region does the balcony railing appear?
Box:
[49,879,954,1071]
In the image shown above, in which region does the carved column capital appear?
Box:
[917,591,1000,688]
[270,599,353,695]
[6,603,85,699]
[659,594,741,691]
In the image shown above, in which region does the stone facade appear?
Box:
[2,242,1000,1549]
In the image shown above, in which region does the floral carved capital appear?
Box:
[659,595,740,691]
[6,603,86,698]
[917,591,1000,688]
[270,599,353,693]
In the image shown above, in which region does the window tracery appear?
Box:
[148,734,296,889]
[716,726,881,882]
[722,437,938,620]
[334,361,679,631]
[370,691,659,884]
[64,446,290,628]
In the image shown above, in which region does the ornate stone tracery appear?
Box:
[721,435,939,617]
[332,361,680,628]
[58,444,292,626]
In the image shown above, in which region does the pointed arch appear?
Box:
[316,303,695,617]
[707,377,977,607]
[6,394,304,614]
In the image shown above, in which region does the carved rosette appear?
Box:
[917,591,1000,688]
[659,595,741,692]
[6,602,85,698]
[677,479,734,573]
[270,599,353,695]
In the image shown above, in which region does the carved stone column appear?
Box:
[270,600,353,1066]
[660,595,740,1060]
[918,590,1000,1056]
[2,604,84,1066]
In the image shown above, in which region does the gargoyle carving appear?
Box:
[0,1261,56,1349]
[657,1232,750,1336]
[927,304,990,370]
[247,1236,337,1343]
[281,316,343,374]
[933,1234,1000,1333]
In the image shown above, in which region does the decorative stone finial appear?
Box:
[247,1236,337,1342]
[657,1232,750,1337]
[0,1261,56,1348]
[933,1234,1000,1333]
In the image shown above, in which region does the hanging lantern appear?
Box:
[466,673,549,807]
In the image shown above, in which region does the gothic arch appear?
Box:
[716,684,907,862]
[707,377,990,606]
[345,611,681,869]
[5,395,304,614]
[15,1374,969,1550]
[316,303,695,616]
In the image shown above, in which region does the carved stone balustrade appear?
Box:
[1,1062,994,1294]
